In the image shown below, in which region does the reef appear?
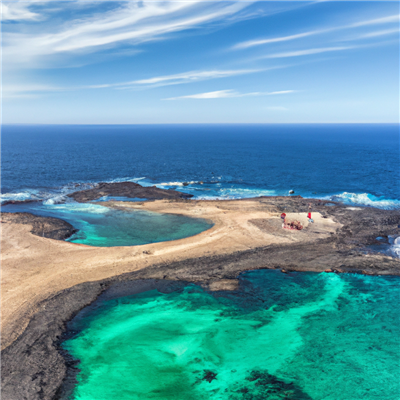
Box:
[68,181,193,202]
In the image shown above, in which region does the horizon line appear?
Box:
[2,122,399,126]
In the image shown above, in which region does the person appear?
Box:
[308,212,314,223]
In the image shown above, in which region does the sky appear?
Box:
[2,0,399,124]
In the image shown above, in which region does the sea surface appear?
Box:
[2,124,399,207]
[62,270,400,400]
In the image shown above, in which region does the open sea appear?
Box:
[2,123,399,207]
[2,124,400,399]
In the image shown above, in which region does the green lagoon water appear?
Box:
[2,202,213,247]
[62,270,400,400]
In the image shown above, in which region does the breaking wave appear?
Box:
[389,236,400,258]
[326,192,400,210]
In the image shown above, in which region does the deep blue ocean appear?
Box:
[1,124,399,207]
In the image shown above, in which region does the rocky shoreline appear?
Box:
[1,212,77,241]
[1,188,400,400]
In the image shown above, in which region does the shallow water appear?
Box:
[62,270,400,400]
[2,202,212,247]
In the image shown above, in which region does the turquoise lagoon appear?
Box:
[62,270,400,400]
[1,202,213,247]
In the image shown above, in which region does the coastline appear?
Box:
[1,193,400,400]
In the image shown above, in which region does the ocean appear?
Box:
[2,123,399,208]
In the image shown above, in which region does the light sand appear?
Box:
[1,199,340,349]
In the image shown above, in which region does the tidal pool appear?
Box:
[61,270,400,400]
[2,202,212,247]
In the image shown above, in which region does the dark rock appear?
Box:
[1,213,76,240]
[203,370,218,383]
[68,182,193,202]
[1,199,40,206]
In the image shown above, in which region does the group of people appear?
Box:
[281,203,314,231]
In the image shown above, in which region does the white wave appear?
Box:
[0,191,38,202]
[49,202,110,214]
[194,187,277,200]
[388,236,400,258]
[157,181,199,187]
[105,176,146,184]
[158,181,184,186]
[43,195,68,205]
[327,192,400,210]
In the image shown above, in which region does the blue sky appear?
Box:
[2,1,399,123]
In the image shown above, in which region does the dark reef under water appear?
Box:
[60,270,400,400]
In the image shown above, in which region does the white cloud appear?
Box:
[3,1,252,67]
[356,28,399,39]
[88,66,290,91]
[265,46,352,58]
[2,83,63,99]
[233,31,318,49]
[232,13,400,50]
[131,69,261,87]
[164,89,296,100]
[1,3,41,21]
[350,14,400,28]
[3,69,264,97]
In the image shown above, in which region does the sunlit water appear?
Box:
[1,202,212,247]
[2,124,399,208]
[62,270,400,400]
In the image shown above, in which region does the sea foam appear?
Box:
[327,192,400,210]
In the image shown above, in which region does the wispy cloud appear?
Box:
[232,13,400,50]
[265,46,352,59]
[350,14,400,28]
[164,89,296,100]
[356,28,399,39]
[116,69,263,89]
[86,68,263,91]
[1,2,41,21]
[2,83,64,99]
[3,1,252,67]
[3,69,264,97]
[233,31,318,50]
